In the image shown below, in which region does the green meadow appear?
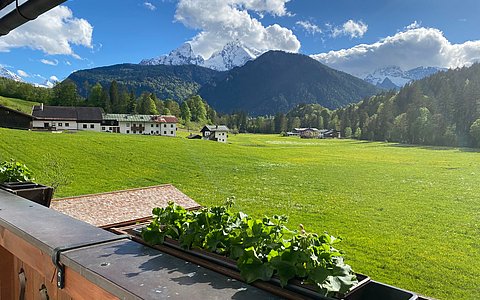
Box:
[0,128,478,300]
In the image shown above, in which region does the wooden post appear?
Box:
[0,246,14,300]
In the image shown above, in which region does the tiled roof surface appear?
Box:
[50,185,201,227]
[152,115,178,123]
[32,106,103,121]
[201,125,229,132]
[104,114,178,123]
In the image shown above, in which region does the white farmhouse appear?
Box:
[31,105,103,131]
[103,114,178,136]
[200,125,229,143]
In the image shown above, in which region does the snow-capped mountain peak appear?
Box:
[363,65,445,89]
[202,40,263,71]
[139,42,204,66]
[139,40,264,71]
[0,67,23,82]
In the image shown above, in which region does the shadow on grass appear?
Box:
[347,139,480,152]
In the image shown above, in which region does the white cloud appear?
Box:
[49,75,59,82]
[144,2,156,11]
[174,0,300,58]
[311,26,480,76]
[40,59,59,66]
[405,21,421,30]
[17,70,29,77]
[0,6,93,57]
[296,20,322,35]
[332,20,368,38]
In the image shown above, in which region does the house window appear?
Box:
[126,130,130,134]
[102,127,105,130]
[90,124,94,129]
[126,123,130,127]
[170,131,173,135]
[171,124,174,128]
[58,123,62,127]
[83,124,87,129]
[163,124,166,128]
[164,131,166,135]
[151,124,154,127]
[44,123,49,128]
[156,124,159,127]
[65,123,69,127]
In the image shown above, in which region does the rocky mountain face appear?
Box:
[0,67,23,82]
[363,66,445,89]
[140,41,263,71]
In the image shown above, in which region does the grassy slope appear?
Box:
[0,128,478,300]
[0,96,38,114]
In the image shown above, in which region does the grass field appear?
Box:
[0,128,478,299]
[0,96,38,114]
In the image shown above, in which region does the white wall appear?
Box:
[32,120,77,130]
[214,131,227,143]
[76,122,101,132]
[117,121,176,136]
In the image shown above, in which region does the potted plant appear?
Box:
[141,199,363,299]
[141,199,419,300]
[0,159,53,207]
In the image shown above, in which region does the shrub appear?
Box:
[0,159,34,183]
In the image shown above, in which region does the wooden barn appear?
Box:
[0,105,34,130]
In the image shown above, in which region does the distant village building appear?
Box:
[0,105,33,130]
[32,105,103,131]
[286,127,341,139]
[200,125,229,143]
[103,114,178,136]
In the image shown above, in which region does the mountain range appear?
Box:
[140,41,263,72]
[69,50,379,115]
[363,66,445,89]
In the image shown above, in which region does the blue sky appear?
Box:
[1,0,480,85]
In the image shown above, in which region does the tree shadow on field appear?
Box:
[347,139,480,152]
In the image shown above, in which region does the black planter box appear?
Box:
[0,182,53,207]
[345,281,418,300]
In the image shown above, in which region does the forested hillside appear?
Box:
[330,63,480,147]
[67,63,222,101]
[199,51,379,115]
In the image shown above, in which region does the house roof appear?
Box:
[104,114,178,123]
[201,125,229,132]
[32,105,103,121]
[152,115,178,123]
[294,127,319,132]
[50,184,201,227]
[0,105,35,119]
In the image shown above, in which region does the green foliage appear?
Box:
[0,159,34,183]
[334,63,480,147]
[0,77,52,103]
[469,119,480,147]
[344,127,352,138]
[143,201,357,295]
[67,63,219,102]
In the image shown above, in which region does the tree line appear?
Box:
[2,62,480,147]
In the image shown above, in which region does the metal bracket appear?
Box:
[15,0,35,21]
[51,235,130,289]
